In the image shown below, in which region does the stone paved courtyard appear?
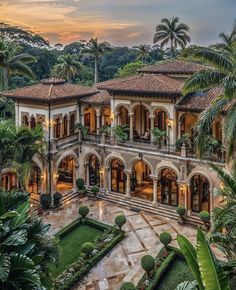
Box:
[42,197,199,290]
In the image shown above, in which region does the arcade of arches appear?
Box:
[83,107,111,134]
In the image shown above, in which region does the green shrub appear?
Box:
[78,205,89,218]
[176,206,186,217]
[141,255,155,277]
[160,232,172,248]
[199,211,210,222]
[120,282,136,290]
[92,185,99,196]
[40,193,52,209]
[53,192,63,208]
[76,178,85,190]
[115,215,127,230]
[81,242,94,258]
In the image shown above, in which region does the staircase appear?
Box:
[98,192,204,228]
[61,190,79,205]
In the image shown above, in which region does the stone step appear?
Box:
[61,190,79,204]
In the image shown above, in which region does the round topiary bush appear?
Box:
[115,215,127,230]
[176,206,186,217]
[78,205,89,218]
[120,282,137,290]
[76,178,85,190]
[92,185,99,196]
[53,192,63,208]
[81,242,94,258]
[199,211,210,223]
[40,194,52,209]
[160,232,172,249]
[141,255,155,277]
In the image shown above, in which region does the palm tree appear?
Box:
[135,44,151,63]
[0,37,36,91]
[83,38,111,83]
[154,17,191,58]
[177,228,231,290]
[52,54,81,83]
[219,20,236,46]
[0,97,14,119]
[183,45,236,163]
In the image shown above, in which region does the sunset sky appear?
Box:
[0,0,235,46]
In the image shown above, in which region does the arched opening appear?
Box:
[191,174,210,213]
[84,108,96,134]
[69,113,76,134]
[154,109,168,131]
[36,115,44,127]
[22,115,29,127]
[131,160,153,201]
[30,115,36,129]
[88,154,100,186]
[1,172,15,191]
[102,107,111,126]
[159,168,178,206]
[57,156,76,194]
[180,114,198,138]
[54,117,61,138]
[28,162,42,198]
[63,114,68,136]
[133,104,150,141]
[116,106,129,126]
[110,158,125,193]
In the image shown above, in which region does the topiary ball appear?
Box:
[141,255,155,272]
[92,185,99,195]
[115,215,127,230]
[160,232,172,247]
[76,178,85,190]
[199,211,210,222]
[120,282,137,290]
[176,206,186,217]
[78,205,89,218]
[81,242,94,256]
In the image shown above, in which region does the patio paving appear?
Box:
[42,197,198,289]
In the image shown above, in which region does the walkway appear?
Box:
[42,197,198,289]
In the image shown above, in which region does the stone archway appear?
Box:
[110,158,125,194]
[87,154,100,186]
[158,168,178,206]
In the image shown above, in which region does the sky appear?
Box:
[0,0,235,47]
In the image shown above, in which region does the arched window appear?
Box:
[88,155,100,186]
[63,115,68,136]
[191,175,210,212]
[22,115,29,127]
[30,116,36,129]
[69,113,75,134]
[111,159,125,193]
[54,117,61,138]
[160,168,178,206]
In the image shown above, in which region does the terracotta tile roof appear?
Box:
[81,89,111,105]
[1,78,97,103]
[138,60,207,74]
[176,87,223,112]
[97,74,184,96]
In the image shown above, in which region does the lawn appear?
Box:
[51,224,103,276]
[154,256,194,290]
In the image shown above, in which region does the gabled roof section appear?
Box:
[176,87,223,112]
[1,78,97,103]
[81,89,111,105]
[138,60,207,75]
[97,74,184,97]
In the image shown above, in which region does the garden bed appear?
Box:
[53,217,124,290]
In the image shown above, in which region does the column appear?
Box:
[81,113,85,126]
[186,185,191,216]
[103,167,109,193]
[178,122,182,139]
[129,113,134,141]
[125,171,131,198]
[101,114,105,126]
[150,115,155,143]
[72,161,77,191]
[152,177,158,205]
[96,112,101,134]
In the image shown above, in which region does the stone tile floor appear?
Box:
[41,197,222,290]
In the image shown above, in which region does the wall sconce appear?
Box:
[168,119,174,128]
[55,173,59,180]
[99,167,104,175]
[41,173,44,180]
[180,184,185,196]
[110,111,114,122]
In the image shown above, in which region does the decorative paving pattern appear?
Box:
[41,197,202,290]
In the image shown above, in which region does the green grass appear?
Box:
[51,224,103,277]
[154,256,194,290]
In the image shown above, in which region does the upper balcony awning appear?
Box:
[0,78,98,104]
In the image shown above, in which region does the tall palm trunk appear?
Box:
[0,67,8,91]
[170,38,173,60]
[94,57,98,83]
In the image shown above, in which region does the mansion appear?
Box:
[1,60,225,223]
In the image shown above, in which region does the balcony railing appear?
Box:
[56,133,78,149]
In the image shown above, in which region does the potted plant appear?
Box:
[151,128,167,147]
[141,255,155,278]
[78,205,89,221]
[159,232,172,250]
[175,133,192,150]
[176,206,187,224]
[113,125,129,142]
[53,192,63,208]
[76,178,86,194]
[40,193,52,210]
[74,123,88,137]
[115,214,127,231]
[91,185,99,197]
[199,210,211,230]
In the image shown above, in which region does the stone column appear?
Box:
[103,167,109,193]
[81,113,85,126]
[150,115,155,143]
[178,122,182,139]
[96,113,101,134]
[124,170,131,198]
[152,177,158,205]
[129,113,134,141]
[186,185,191,216]
[72,161,77,191]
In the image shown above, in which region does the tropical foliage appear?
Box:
[113,125,129,142]
[118,61,144,77]
[219,21,236,46]
[154,17,191,58]
[0,191,60,289]
[134,44,151,62]
[151,128,167,146]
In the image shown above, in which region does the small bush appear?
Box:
[81,242,94,258]
[141,255,155,277]
[199,211,210,223]
[53,192,63,208]
[120,282,136,290]
[160,232,172,248]
[78,205,89,218]
[115,215,127,230]
[92,185,99,196]
[40,193,52,209]
[76,178,85,190]
[176,206,186,217]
